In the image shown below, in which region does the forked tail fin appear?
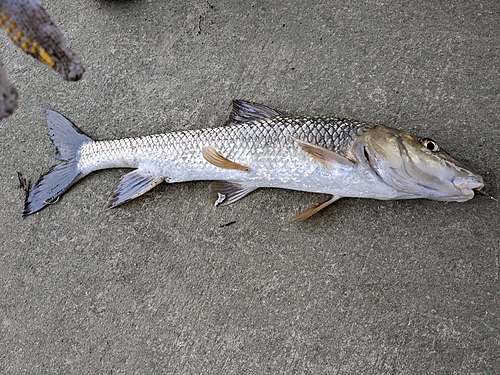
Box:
[23,110,93,216]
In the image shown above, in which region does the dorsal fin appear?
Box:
[225,100,283,126]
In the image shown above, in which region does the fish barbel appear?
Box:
[23,100,484,220]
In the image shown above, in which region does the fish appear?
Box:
[0,0,84,119]
[23,100,484,220]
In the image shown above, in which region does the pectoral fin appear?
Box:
[210,181,258,206]
[292,137,355,169]
[108,170,165,208]
[290,195,342,222]
[202,146,250,172]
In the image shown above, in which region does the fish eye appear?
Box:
[418,137,440,152]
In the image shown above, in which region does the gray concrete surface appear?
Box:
[1,0,499,373]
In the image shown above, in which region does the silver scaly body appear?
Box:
[23,100,484,219]
[79,117,393,197]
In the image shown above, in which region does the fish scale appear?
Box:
[77,116,369,180]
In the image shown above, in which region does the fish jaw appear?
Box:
[355,125,484,202]
[451,175,484,202]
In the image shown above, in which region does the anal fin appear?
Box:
[202,146,250,172]
[292,137,354,169]
[210,181,258,207]
[290,195,342,222]
[108,170,165,208]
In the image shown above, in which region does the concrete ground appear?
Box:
[1,0,499,373]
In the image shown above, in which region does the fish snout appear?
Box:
[452,175,484,200]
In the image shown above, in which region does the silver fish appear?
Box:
[23,100,484,220]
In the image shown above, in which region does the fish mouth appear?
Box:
[452,176,484,191]
[473,188,486,196]
[451,176,484,201]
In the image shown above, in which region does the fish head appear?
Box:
[356,125,484,201]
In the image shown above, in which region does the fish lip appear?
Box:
[450,176,484,200]
[452,176,484,191]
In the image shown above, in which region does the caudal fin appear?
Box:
[23,110,93,216]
